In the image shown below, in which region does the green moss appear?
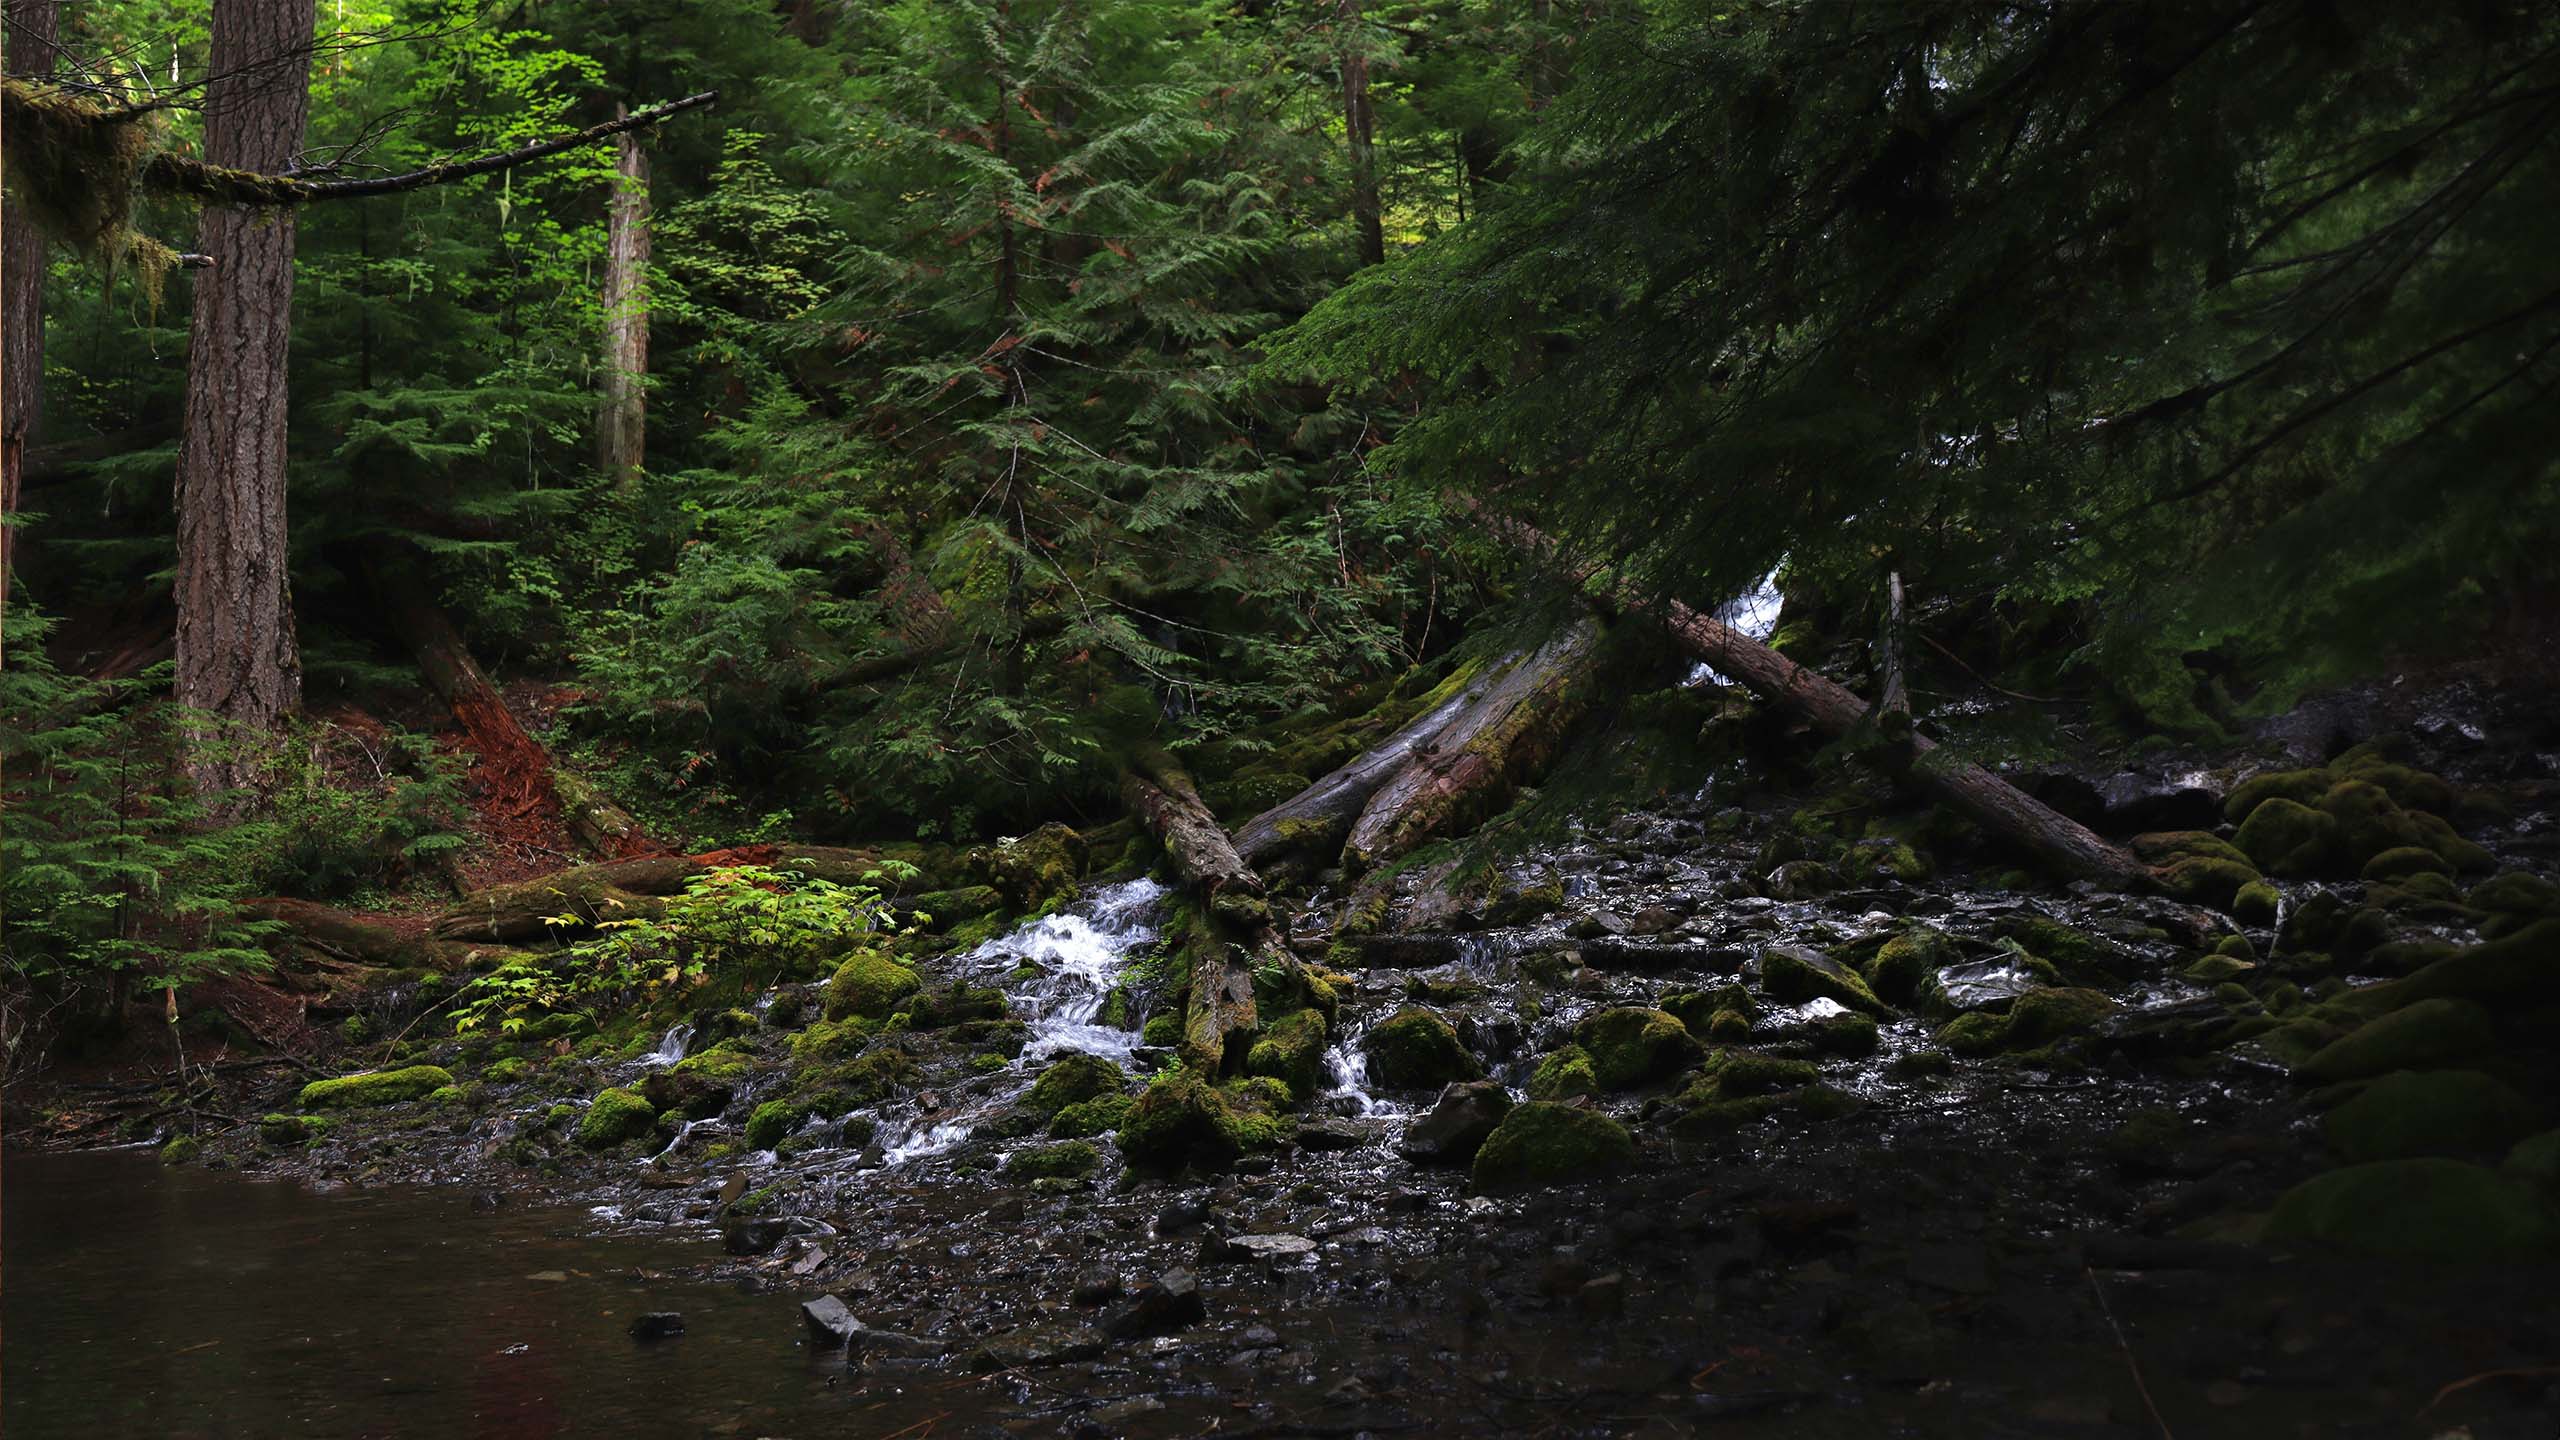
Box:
[826,950,921,1021]
[1760,946,1888,1015]
[2363,846,2452,882]
[2265,1159,2556,1261]
[1244,1008,1330,1102]
[1141,1013,1182,1046]
[2183,953,2255,983]
[1933,987,2116,1056]
[483,1056,531,1085]
[984,822,1088,908]
[1025,1052,1126,1118]
[1048,1093,1136,1138]
[2470,871,2560,917]
[2296,997,2498,1082]
[298,1065,456,1111]
[2234,797,2340,878]
[1527,1044,1599,1101]
[258,1113,321,1146]
[2323,1070,2539,1163]
[1864,926,1957,1007]
[2507,1130,2560,1189]
[788,1016,878,1065]
[1361,1009,1481,1089]
[901,983,1010,1030]
[1117,1070,1285,1173]
[2231,881,2281,926]
[745,1099,803,1150]
[2157,855,2263,909]
[1470,1102,1637,1191]
[575,1087,657,1149]
[1706,1008,1753,1042]
[1003,1140,1101,1181]
[1573,1007,1702,1090]
[2130,830,2252,866]
[1811,1011,1881,1056]
[426,1084,467,1106]
[159,1135,200,1165]
[1889,1048,1954,1079]
[2225,768,2331,823]
[1703,1049,1822,1095]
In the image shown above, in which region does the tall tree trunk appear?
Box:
[1340,0,1385,268]
[174,0,316,804]
[1,0,59,610]
[597,107,650,490]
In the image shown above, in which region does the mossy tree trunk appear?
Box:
[596,108,649,490]
[173,0,316,807]
[1121,742,1296,1075]
[1,0,58,610]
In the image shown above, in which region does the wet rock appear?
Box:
[1154,1194,1216,1236]
[1764,861,1837,900]
[1759,945,1888,1016]
[1568,910,1634,940]
[1071,1265,1124,1306]
[1576,1272,1626,1317]
[801,1293,859,1346]
[2321,1069,2538,1163]
[1025,1052,1126,1119]
[1294,1117,1368,1152]
[1470,1102,1636,1191]
[1244,1008,1330,1102]
[1576,938,1746,974]
[965,1322,1103,1370]
[1101,1269,1206,1339]
[1398,1080,1513,1164]
[1118,1071,1288,1173]
[576,1087,658,1149]
[1573,1007,1704,1089]
[825,950,922,1021]
[1361,1009,1482,1089]
[2295,997,2496,1082]
[296,1065,456,1111]
[627,1312,685,1341]
[1223,1233,1317,1261]
[725,1217,792,1256]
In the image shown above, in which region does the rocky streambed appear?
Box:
[22,722,2560,1437]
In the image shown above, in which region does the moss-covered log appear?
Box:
[240,898,511,973]
[1120,743,1292,1075]
[1230,657,1490,868]
[1339,616,1604,875]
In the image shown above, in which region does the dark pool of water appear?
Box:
[2,1148,956,1439]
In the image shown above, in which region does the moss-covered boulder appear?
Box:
[901,983,1011,1029]
[1244,1008,1330,1101]
[745,1098,803,1151]
[1527,1044,1599,1101]
[2363,846,2453,883]
[1864,926,1956,1008]
[1704,1050,1822,1095]
[1470,1102,1637,1191]
[1760,945,1888,1015]
[1361,1009,1481,1089]
[576,1087,658,1149]
[298,1064,455,1111]
[1117,1071,1286,1173]
[2226,768,2330,823]
[2158,855,2263,910]
[1025,1051,1125,1118]
[2131,830,2252,867]
[983,822,1088,908]
[1003,1140,1101,1181]
[2295,996,2497,1082]
[826,950,921,1020]
[258,1113,320,1147]
[1937,987,2117,1056]
[2231,880,2281,927]
[2323,1069,2539,1163]
[2234,798,2339,878]
[2470,871,2560,919]
[2508,1130,2560,1190]
[1048,1093,1135,1138]
[2264,1159,2556,1262]
[1573,1007,1702,1090]
[1140,1012,1182,1047]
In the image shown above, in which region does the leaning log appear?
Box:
[374,563,659,860]
[1339,617,1604,875]
[1483,511,2148,887]
[1121,743,1293,1074]
[1232,662,1489,868]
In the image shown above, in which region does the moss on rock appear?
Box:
[1470,1101,1637,1191]
[1760,945,1888,1015]
[576,1087,658,1149]
[2231,880,2281,927]
[1048,1093,1136,1138]
[298,1064,455,1111]
[1864,926,1957,1008]
[1528,1044,1600,1101]
[2131,830,2252,867]
[2264,1159,2555,1262]
[1025,1051,1126,1118]
[983,822,1088,909]
[1244,1008,1330,1102]
[1361,1009,1482,1089]
[826,950,921,1021]
[745,1099,803,1150]
[1118,1070,1286,1173]
[1937,987,2116,1055]
[1003,1140,1101,1181]
[2323,1069,2539,1163]
[2234,798,2340,878]
[2297,996,2499,1082]
[2158,855,2263,910]
[2363,846,2453,882]
[1573,1007,1702,1090]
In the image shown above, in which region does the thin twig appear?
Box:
[2086,1266,2175,1440]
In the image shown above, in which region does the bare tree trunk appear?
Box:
[597,108,649,490]
[1,0,57,610]
[1873,571,1910,739]
[174,0,316,805]
[1340,0,1385,268]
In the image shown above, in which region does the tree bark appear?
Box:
[1232,670,1483,867]
[2,0,58,609]
[374,562,659,860]
[1340,0,1386,268]
[1873,571,1910,739]
[1340,616,1603,874]
[1480,510,2148,887]
[174,0,316,805]
[597,107,649,489]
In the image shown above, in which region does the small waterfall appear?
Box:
[1687,566,1786,687]
[1314,1011,1400,1119]
[648,1117,704,1163]
[636,1022,694,1069]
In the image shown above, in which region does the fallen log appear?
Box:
[240,898,518,973]
[1121,743,1295,1074]
[427,845,920,943]
[374,563,659,860]
[1232,662,1491,869]
[1483,511,2149,888]
[1339,616,1604,875]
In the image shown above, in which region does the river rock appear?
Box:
[1294,1118,1369,1152]
[1225,1232,1317,1261]
[965,1322,1103,1371]
[1071,1264,1123,1306]
[1100,1268,1206,1339]
[1398,1080,1513,1164]
[801,1294,859,1346]
[724,1217,791,1256]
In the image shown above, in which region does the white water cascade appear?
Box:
[635,1022,694,1069]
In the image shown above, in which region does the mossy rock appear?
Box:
[1658,986,1748,1034]
[1025,1052,1126,1118]
[1118,1070,1286,1173]
[575,1087,658,1149]
[2183,953,2255,983]
[901,984,1011,1030]
[2295,997,2497,1082]
[1527,1044,1599,1101]
[1811,1011,1881,1056]
[1937,987,2116,1056]
[1702,1049,1822,1096]
[2264,1159,2556,1262]
[2157,855,2263,910]
[1003,1140,1101,1181]
[826,951,921,1021]
[1253,962,1342,1025]
[1361,1009,1482,1089]
[2470,871,2560,918]
[2231,881,2281,927]
[2363,846,2453,882]
[2341,920,2560,1015]
[1244,1008,1330,1102]
[2131,830,2252,867]
[745,1099,803,1151]
[258,1113,320,1147]
[983,822,1088,908]
[1140,1013,1182,1047]
[2323,1069,2540,1163]
[1864,926,1957,1008]
[2507,1130,2560,1190]
[1048,1093,1136,1139]
[298,1064,455,1111]
[2234,798,2340,878]
[1470,1102,1637,1191]
[2331,755,2459,818]
[1760,945,1888,1015]
[1706,1008,1753,1043]
[2225,768,2332,824]
[903,885,1005,928]
[1573,1007,1703,1090]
